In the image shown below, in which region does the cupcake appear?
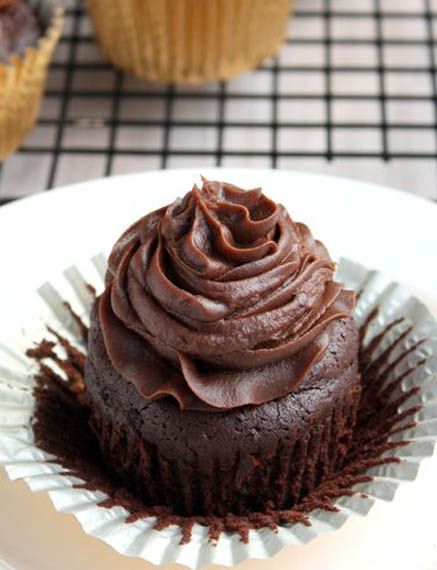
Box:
[85,0,292,84]
[0,0,63,161]
[84,179,361,517]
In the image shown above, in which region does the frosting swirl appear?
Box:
[99,179,355,411]
[0,0,40,63]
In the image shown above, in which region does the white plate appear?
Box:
[0,168,436,570]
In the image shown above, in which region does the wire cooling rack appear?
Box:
[1,0,437,204]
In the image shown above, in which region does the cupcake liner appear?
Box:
[85,0,292,84]
[0,255,436,568]
[0,1,63,161]
[87,378,360,520]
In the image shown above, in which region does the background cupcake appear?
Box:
[85,0,292,84]
[0,0,63,161]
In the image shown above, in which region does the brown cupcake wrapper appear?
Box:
[0,2,64,161]
[86,0,292,84]
[88,384,361,517]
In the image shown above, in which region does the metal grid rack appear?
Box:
[1,0,437,204]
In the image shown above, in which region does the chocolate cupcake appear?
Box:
[0,0,63,161]
[84,180,361,517]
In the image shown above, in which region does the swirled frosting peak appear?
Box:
[0,0,40,63]
[99,179,355,411]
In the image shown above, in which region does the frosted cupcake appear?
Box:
[0,0,63,161]
[84,179,361,516]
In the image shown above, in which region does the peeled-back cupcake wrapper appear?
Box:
[0,1,63,161]
[85,0,292,84]
[0,255,436,568]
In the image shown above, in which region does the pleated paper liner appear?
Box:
[0,256,436,568]
[85,0,292,85]
[0,1,63,161]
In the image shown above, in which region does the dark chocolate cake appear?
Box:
[84,179,362,517]
[0,0,41,63]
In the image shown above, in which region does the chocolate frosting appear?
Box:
[99,179,355,411]
[0,0,41,64]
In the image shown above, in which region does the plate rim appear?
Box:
[1,167,436,218]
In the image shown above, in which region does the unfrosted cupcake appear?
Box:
[0,0,63,161]
[85,0,292,84]
[84,179,362,517]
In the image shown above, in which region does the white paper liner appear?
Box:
[0,256,436,568]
